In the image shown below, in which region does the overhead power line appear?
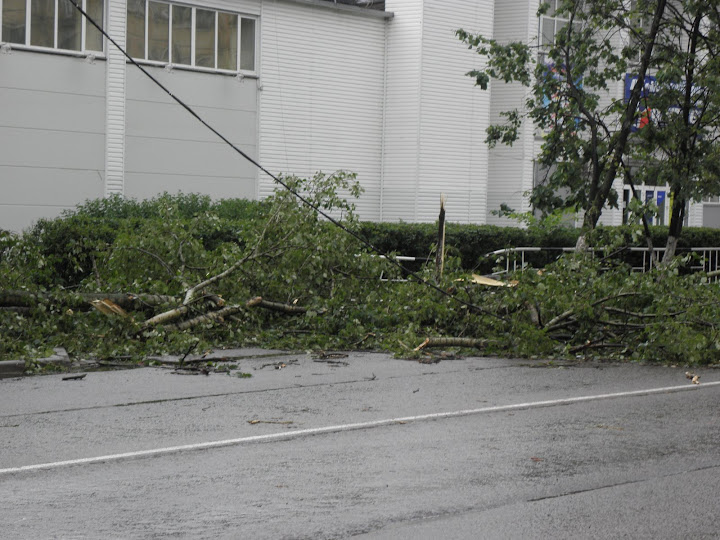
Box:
[65,0,503,320]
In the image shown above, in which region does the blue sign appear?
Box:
[625,75,658,131]
[625,74,703,131]
[624,75,657,102]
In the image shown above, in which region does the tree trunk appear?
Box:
[662,14,700,265]
[578,0,667,249]
[435,195,446,281]
[663,194,686,264]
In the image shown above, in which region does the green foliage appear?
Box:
[627,3,720,249]
[457,0,720,247]
[3,178,720,368]
[460,1,720,257]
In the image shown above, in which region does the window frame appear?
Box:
[0,0,105,55]
[538,0,582,65]
[627,0,651,65]
[127,0,257,76]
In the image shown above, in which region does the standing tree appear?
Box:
[627,1,720,262]
[458,0,667,249]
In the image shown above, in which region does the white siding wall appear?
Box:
[122,0,261,202]
[486,0,537,225]
[688,201,704,228]
[417,0,492,224]
[105,0,127,196]
[258,0,387,220]
[381,0,423,221]
[382,0,493,224]
[0,52,106,231]
[124,67,259,201]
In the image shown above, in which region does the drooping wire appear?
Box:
[66,0,503,320]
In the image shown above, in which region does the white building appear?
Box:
[0,0,713,231]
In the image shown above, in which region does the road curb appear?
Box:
[0,360,25,378]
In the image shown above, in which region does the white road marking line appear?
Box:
[2,381,718,475]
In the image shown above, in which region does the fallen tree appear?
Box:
[2,180,720,367]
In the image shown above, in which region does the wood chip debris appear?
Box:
[455,274,518,287]
[89,299,129,317]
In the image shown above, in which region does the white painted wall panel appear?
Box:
[0,51,105,231]
[487,0,537,225]
[259,0,386,220]
[418,0,492,224]
[381,0,423,221]
[126,102,256,145]
[105,0,128,196]
[124,66,258,202]
[382,0,493,224]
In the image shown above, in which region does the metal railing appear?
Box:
[486,246,720,276]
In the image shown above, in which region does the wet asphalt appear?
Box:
[1,351,719,538]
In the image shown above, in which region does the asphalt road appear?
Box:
[1,351,719,539]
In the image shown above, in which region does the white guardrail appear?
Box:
[486,246,720,276]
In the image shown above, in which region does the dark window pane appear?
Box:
[2,0,27,44]
[148,1,169,61]
[127,0,146,58]
[240,17,255,71]
[85,0,104,51]
[31,0,55,48]
[172,4,191,65]
[217,12,237,70]
[58,0,82,50]
[195,9,215,68]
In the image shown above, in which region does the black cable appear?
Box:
[66,0,503,320]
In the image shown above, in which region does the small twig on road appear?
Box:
[62,374,87,381]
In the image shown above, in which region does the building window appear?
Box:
[1,0,104,52]
[126,0,256,73]
[538,0,581,64]
[627,0,651,64]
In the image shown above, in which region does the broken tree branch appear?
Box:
[544,292,642,331]
[182,252,257,305]
[414,337,488,351]
[143,305,191,328]
[544,308,575,331]
[164,305,245,331]
[435,194,446,281]
[180,205,290,306]
[603,306,685,319]
[246,296,321,314]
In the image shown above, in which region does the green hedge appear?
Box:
[19,194,267,288]
[10,193,720,287]
[357,221,579,271]
[357,222,720,272]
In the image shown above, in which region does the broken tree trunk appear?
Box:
[246,296,321,314]
[143,305,191,328]
[165,305,245,331]
[145,247,273,329]
[435,194,446,281]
